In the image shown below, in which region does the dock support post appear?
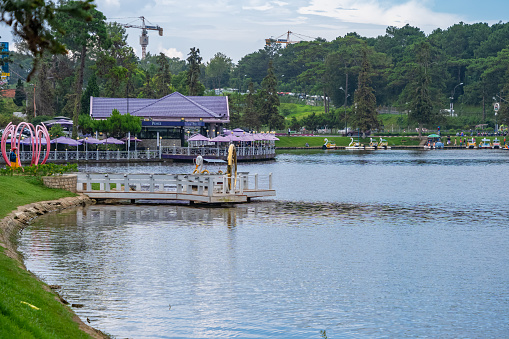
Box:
[269,172,273,189]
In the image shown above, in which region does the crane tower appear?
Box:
[265,31,315,47]
[121,16,163,59]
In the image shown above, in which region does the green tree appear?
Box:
[81,73,99,115]
[13,79,26,107]
[49,124,65,138]
[153,53,172,97]
[242,82,260,130]
[0,0,94,80]
[187,47,203,96]
[353,50,379,136]
[55,1,109,138]
[408,42,435,137]
[257,61,284,130]
[206,52,232,89]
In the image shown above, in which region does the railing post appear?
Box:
[124,174,129,192]
[149,174,154,192]
[208,177,213,197]
[104,174,109,191]
[255,173,258,190]
[96,149,99,160]
[269,172,273,189]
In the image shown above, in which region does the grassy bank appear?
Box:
[0,176,98,338]
[0,176,76,219]
[0,247,93,338]
[275,136,422,148]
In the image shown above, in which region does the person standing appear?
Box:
[9,147,19,169]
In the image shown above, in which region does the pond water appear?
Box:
[18,150,509,338]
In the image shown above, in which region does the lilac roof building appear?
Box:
[90,92,230,143]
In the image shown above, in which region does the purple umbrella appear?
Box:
[80,137,103,144]
[210,135,230,142]
[21,137,49,145]
[188,133,210,141]
[51,136,82,146]
[102,137,125,145]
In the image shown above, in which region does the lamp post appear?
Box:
[450,82,463,117]
[339,87,350,134]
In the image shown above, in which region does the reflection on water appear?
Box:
[19,198,509,338]
[17,151,509,337]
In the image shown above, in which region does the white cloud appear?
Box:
[243,3,274,11]
[298,0,463,33]
[243,0,289,11]
[160,47,184,59]
[95,0,121,9]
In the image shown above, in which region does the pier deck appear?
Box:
[77,172,275,204]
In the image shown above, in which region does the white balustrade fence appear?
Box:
[15,145,276,162]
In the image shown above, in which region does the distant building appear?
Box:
[90,92,230,145]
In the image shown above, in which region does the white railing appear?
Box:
[161,145,276,157]
[17,149,159,162]
[15,145,276,162]
[77,172,273,196]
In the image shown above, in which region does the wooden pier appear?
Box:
[76,172,275,204]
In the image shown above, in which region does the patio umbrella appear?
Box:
[239,133,255,142]
[50,136,82,147]
[80,137,103,144]
[102,137,125,145]
[20,137,48,145]
[210,135,230,142]
[188,134,210,141]
[225,133,242,142]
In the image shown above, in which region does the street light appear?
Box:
[450,82,463,117]
[339,87,350,134]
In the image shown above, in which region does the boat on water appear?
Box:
[478,138,492,149]
[423,134,444,149]
[378,137,391,150]
[492,138,501,149]
[466,138,477,149]
[345,137,365,150]
[322,138,337,149]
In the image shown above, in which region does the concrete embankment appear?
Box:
[0,194,108,339]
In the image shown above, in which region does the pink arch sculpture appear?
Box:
[1,122,51,168]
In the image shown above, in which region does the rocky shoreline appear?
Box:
[0,194,109,339]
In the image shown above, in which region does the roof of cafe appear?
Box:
[90,92,229,122]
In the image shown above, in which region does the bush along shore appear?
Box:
[0,174,108,338]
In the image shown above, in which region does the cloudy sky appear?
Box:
[1,0,507,64]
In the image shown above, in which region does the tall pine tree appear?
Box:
[409,42,434,137]
[257,60,284,130]
[353,49,379,136]
[187,47,203,96]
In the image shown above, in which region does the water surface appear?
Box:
[19,150,509,338]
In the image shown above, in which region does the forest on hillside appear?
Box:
[2,1,509,133]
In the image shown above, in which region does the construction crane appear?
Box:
[265,31,315,47]
[120,16,163,59]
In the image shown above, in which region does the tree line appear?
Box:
[2,1,509,134]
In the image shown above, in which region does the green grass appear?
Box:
[280,103,325,120]
[0,176,92,338]
[0,176,76,219]
[0,247,93,338]
[275,136,422,147]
